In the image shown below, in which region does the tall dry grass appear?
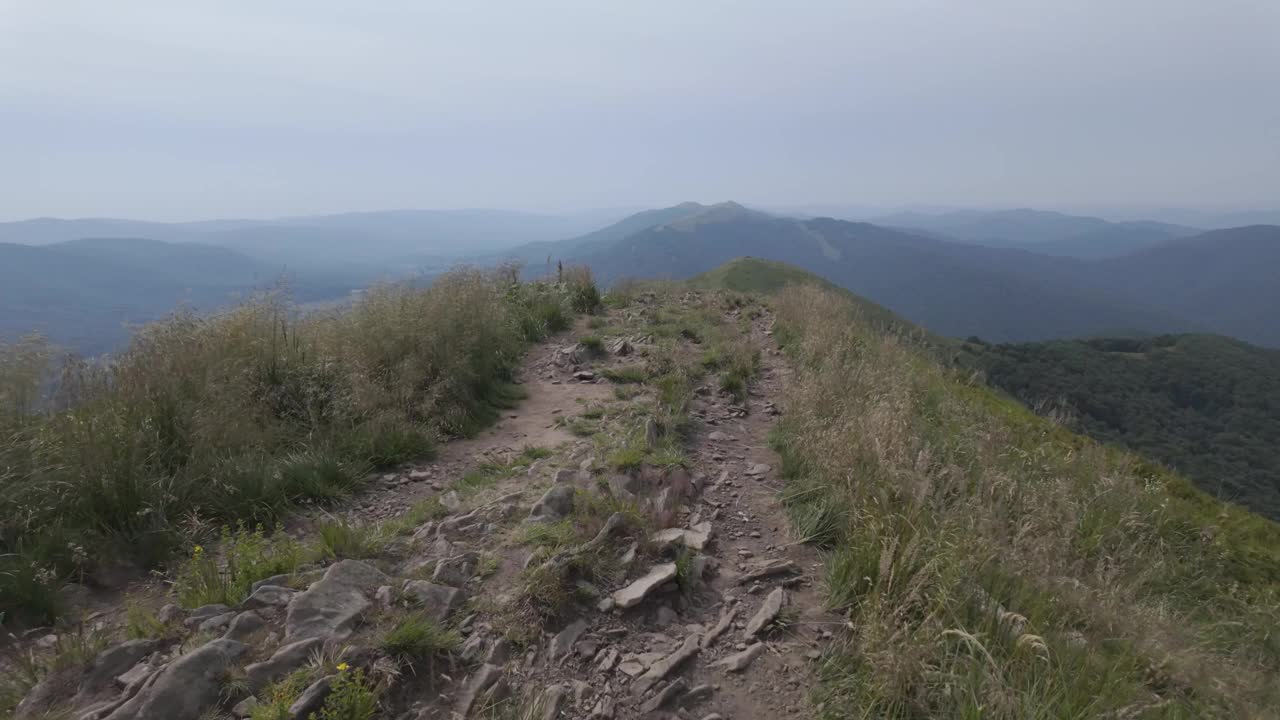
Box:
[772,285,1280,719]
[0,266,599,622]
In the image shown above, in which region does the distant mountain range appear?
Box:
[862,208,1204,259]
[3,202,1278,354]
[0,208,626,266]
[500,202,1280,346]
[0,238,361,354]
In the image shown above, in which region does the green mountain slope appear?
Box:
[869,208,1202,257]
[552,203,1192,342]
[963,333,1280,520]
[0,239,358,354]
[691,259,1280,717]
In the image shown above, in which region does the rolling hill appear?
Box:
[867,208,1202,258]
[961,333,1280,521]
[517,202,1278,347]
[523,202,1192,342]
[0,238,359,354]
[0,208,624,264]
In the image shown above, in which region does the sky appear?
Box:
[2,1,1278,221]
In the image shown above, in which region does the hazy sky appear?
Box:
[2,1,1278,220]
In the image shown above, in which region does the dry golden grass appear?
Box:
[0,267,595,623]
[772,285,1280,719]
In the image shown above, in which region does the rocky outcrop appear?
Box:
[528,484,575,523]
[101,638,245,720]
[245,637,324,692]
[402,579,463,622]
[285,560,387,641]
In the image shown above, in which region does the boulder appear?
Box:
[183,604,229,627]
[285,560,387,641]
[528,484,575,523]
[242,585,297,610]
[432,552,480,588]
[612,563,677,609]
[245,637,323,692]
[744,588,785,639]
[539,685,570,720]
[101,638,245,720]
[401,580,463,622]
[455,664,504,717]
[286,675,334,719]
[548,619,588,661]
[223,611,265,642]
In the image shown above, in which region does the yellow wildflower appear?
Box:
[336,662,350,672]
[192,545,204,555]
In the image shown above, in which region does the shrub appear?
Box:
[771,284,1280,718]
[562,265,602,314]
[314,667,379,720]
[602,366,647,384]
[0,268,592,621]
[316,518,387,560]
[380,615,459,664]
[577,335,605,354]
[173,524,306,608]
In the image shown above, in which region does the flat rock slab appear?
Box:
[456,663,504,717]
[715,642,765,672]
[612,563,677,609]
[242,585,297,610]
[549,618,589,661]
[528,484,575,523]
[285,560,387,642]
[101,639,245,720]
[402,580,463,622]
[246,637,324,692]
[432,552,480,588]
[632,634,701,696]
[736,559,798,585]
[745,587,785,639]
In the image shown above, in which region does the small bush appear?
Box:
[562,266,602,314]
[316,518,387,560]
[578,335,605,354]
[314,667,379,720]
[174,524,306,608]
[380,615,459,664]
[125,600,174,639]
[0,268,594,621]
[603,366,647,384]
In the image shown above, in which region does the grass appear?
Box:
[577,335,605,355]
[770,284,1280,719]
[379,615,460,665]
[316,518,388,560]
[0,267,599,622]
[124,599,176,640]
[249,671,310,720]
[0,620,111,717]
[602,365,648,384]
[173,524,307,608]
[313,667,380,720]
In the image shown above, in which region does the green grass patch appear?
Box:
[380,615,460,664]
[173,524,307,608]
[602,365,648,384]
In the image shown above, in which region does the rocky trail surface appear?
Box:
[8,290,844,720]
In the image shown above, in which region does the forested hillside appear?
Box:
[964,334,1280,520]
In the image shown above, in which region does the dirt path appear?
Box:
[8,290,844,720]
[361,294,843,719]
